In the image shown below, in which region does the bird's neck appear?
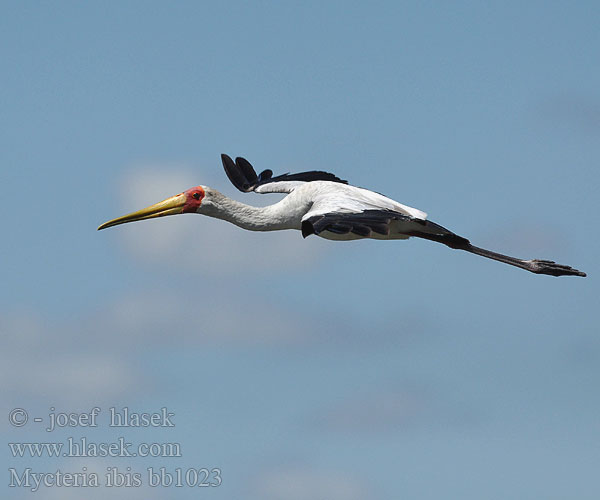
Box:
[205,192,303,231]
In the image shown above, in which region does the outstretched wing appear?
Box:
[301,208,469,248]
[301,210,400,238]
[221,154,347,194]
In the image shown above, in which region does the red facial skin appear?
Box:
[182,186,205,213]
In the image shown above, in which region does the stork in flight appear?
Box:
[98,154,586,277]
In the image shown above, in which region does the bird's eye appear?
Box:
[192,192,201,200]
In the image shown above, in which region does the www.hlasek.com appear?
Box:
[10,437,182,458]
[7,406,221,492]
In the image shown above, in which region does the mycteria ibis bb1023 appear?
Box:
[98,154,586,277]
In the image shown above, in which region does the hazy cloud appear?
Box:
[310,382,482,434]
[536,94,600,133]
[0,283,320,407]
[0,312,141,408]
[474,219,567,257]
[252,466,370,500]
[112,166,328,274]
[87,287,314,347]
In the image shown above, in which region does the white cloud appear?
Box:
[537,94,600,132]
[253,466,369,500]
[0,312,140,408]
[309,383,482,433]
[475,219,566,256]
[0,281,317,408]
[90,287,314,346]
[110,166,328,274]
[312,386,426,432]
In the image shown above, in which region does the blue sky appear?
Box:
[2,1,598,499]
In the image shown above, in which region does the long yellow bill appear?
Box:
[97,193,186,230]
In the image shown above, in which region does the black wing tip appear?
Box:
[221,153,258,192]
[221,153,348,190]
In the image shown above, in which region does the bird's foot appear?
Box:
[525,259,586,277]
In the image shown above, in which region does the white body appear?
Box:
[201,180,427,241]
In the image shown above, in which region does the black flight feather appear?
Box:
[221,154,348,192]
[302,209,469,248]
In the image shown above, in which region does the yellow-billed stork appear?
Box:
[98,154,586,277]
